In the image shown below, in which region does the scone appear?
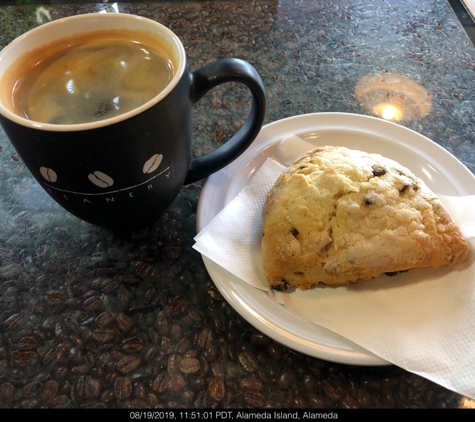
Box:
[261,146,471,290]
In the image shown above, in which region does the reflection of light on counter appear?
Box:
[355,73,432,122]
[372,103,402,121]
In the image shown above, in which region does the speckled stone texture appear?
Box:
[0,0,474,409]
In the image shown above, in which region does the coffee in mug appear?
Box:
[3,29,176,124]
[0,13,266,231]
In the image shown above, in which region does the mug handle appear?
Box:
[184,58,266,185]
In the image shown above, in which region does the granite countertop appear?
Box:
[0,0,474,409]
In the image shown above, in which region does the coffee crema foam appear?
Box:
[7,29,176,125]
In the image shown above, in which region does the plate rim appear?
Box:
[196,112,475,366]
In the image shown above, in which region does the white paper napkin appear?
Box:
[193,135,475,399]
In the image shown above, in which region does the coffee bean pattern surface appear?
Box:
[0,0,473,409]
[40,167,58,183]
[143,154,163,174]
[88,171,114,188]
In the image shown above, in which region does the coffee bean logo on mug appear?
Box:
[0,13,266,230]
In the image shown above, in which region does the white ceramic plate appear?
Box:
[196,112,475,366]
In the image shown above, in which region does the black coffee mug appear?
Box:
[0,13,266,230]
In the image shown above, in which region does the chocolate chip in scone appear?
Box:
[272,280,289,291]
[364,196,374,205]
[372,164,387,177]
[384,269,410,277]
[290,228,299,238]
[400,183,419,193]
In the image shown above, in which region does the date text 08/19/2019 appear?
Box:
[129,411,339,420]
